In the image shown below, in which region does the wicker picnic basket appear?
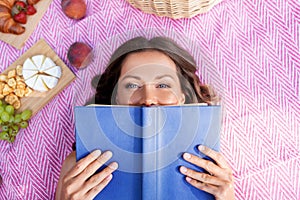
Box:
[127,0,222,19]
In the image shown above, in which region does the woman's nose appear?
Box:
[138,85,158,106]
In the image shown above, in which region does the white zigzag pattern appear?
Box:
[0,0,299,199]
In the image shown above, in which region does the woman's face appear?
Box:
[115,50,185,106]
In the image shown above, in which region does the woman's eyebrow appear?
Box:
[154,74,177,80]
[120,75,141,81]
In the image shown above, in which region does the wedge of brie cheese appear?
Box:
[22,55,62,92]
[39,75,58,89]
[43,66,61,78]
[40,57,56,72]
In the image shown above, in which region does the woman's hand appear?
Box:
[179,145,235,200]
[55,150,118,200]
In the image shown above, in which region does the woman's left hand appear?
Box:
[179,145,235,200]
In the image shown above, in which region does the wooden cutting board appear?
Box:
[0,0,53,49]
[2,39,76,116]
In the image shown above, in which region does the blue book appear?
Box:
[75,105,221,200]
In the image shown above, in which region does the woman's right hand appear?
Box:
[55,150,118,200]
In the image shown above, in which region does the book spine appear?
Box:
[142,107,159,200]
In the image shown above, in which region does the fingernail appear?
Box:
[180,166,187,173]
[103,151,113,159]
[110,162,118,170]
[92,150,101,157]
[183,153,191,160]
[186,176,192,182]
[198,145,206,151]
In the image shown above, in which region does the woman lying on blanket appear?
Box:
[55,37,235,200]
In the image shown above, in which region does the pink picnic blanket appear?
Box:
[0,0,299,199]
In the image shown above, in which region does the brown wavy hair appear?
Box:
[95,37,217,105]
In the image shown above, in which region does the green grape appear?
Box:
[5,105,14,115]
[12,125,19,132]
[0,100,2,106]
[11,125,19,136]
[0,131,9,140]
[2,125,9,132]
[0,119,3,125]
[14,114,22,123]
[1,111,10,122]
[21,110,32,121]
[8,127,12,135]
[20,121,28,129]
[0,106,4,115]
[9,115,14,123]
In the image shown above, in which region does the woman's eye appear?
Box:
[157,84,170,88]
[125,83,140,89]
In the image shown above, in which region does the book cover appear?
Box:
[75,105,221,200]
